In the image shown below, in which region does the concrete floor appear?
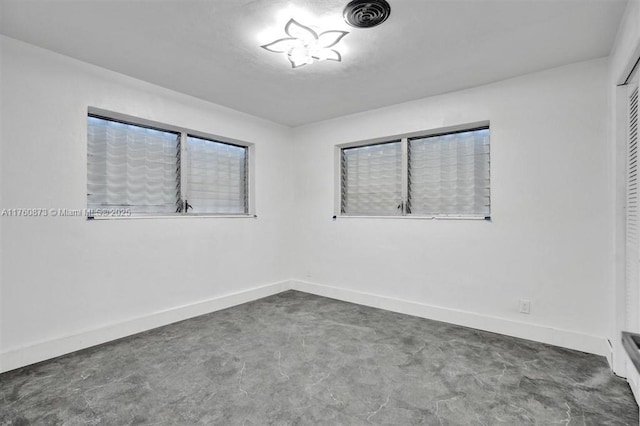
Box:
[0,290,638,425]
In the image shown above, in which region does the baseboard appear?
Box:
[1,279,611,374]
[290,280,610,357]
[0,280,290,373]
[624,352,640,413]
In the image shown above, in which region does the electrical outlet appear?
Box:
[519,299,531,314]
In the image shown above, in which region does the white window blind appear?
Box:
[87,116,180,214]
[408,128,490,217]
[341,141,402,215]
[339,126,490,218]
[186,136,248,214]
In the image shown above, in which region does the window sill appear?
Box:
[334,215,490,221]
[88,214,257,221]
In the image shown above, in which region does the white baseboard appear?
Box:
[0,280,290,373]
[624,353,640,413]
[290,280,610,357]
[1,279,611,374]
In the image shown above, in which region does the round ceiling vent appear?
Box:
[343,0,391,28]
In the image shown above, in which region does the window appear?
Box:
[87,114,250,217]
[186,136,247,214]
[341,141,403,216]
[340,126,490,218]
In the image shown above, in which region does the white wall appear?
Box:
[0,36,294,371]
[290,58,611,356]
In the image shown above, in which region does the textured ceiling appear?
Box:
[0,0,628,126]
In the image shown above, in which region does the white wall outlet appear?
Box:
[519,299,531,314]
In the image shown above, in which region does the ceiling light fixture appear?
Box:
[261,19,349,69]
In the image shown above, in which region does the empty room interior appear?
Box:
[3,0,640,423]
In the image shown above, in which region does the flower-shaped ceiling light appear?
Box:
[261,19,349,68]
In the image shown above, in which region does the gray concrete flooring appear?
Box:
[1,290,638,425]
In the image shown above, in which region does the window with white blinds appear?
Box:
[340,126,490,218]
[341,141,402,215]
[408,128,490,217]
[87,116,180,214]
[186,136,247,214]
[87,114,251,217]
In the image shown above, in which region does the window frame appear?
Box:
[335,121,491,220]
[184,133,250,215]
[340,139,403,216]
[86,107,255,220]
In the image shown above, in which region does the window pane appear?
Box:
[341,141,402,215]
[87,116,180,214]
[408,128,490,217]
[186,136,247,214]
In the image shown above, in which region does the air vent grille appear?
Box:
[343,0,391,28]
